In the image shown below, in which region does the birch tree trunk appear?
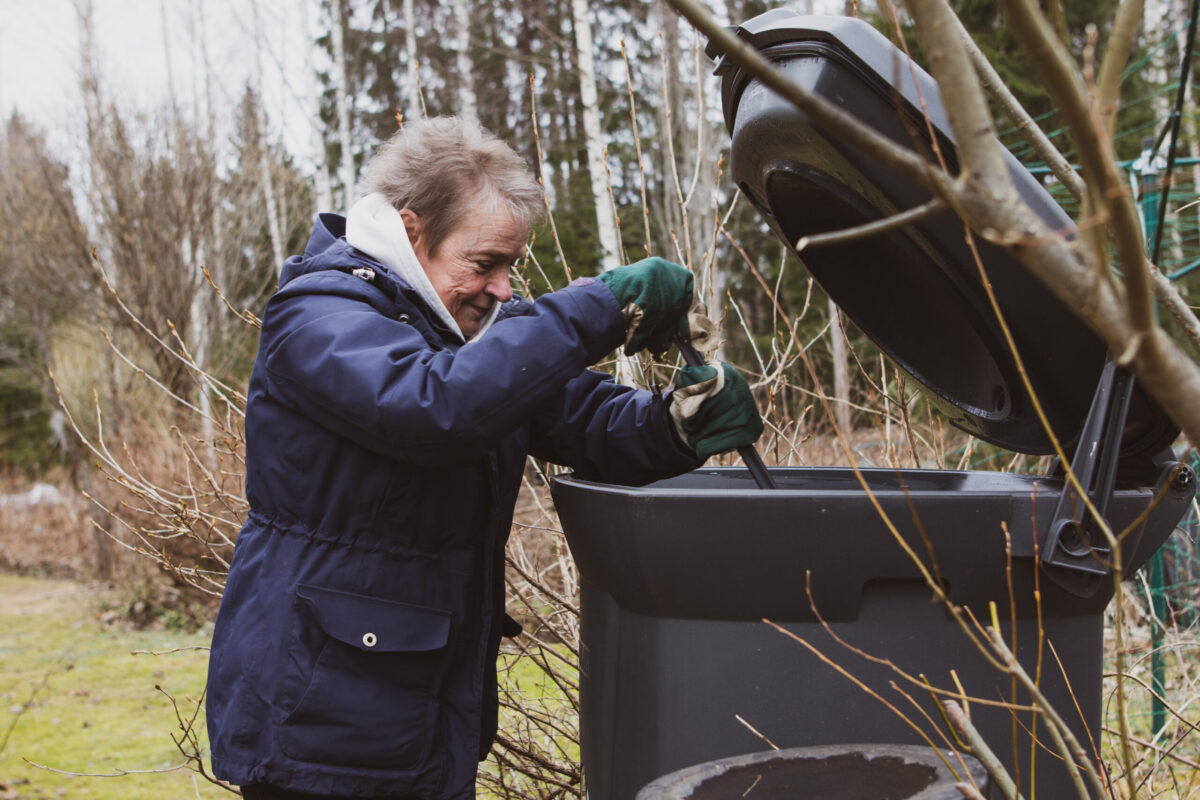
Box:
[657,2,685,255]
[828,298,851,434]
[251,0,286,274]
[74,0,126,433]
[403,0,422,120]
[188,253,216,465]
[193,0,221,253]
[571,0,621,272]
[303,0,333,212]
[688,32,727,359]
[664,3,727,359]
[257,124,286,273]
[452,0,478,123]
[190,0,221,460]
[331,0,357,207]
[75,0,105,252]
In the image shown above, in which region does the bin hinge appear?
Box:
[706,23,753,77]
[1040,356,1132,597]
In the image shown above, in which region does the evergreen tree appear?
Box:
[0,115,92,469]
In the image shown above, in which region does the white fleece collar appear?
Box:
[345,192,500,343]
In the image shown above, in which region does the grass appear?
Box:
[0,573,225,800]
[0,572,580,800]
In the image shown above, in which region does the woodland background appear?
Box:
[1,0,1200,797]
[3,0,1198,480]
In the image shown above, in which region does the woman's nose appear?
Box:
[487,271,513,302]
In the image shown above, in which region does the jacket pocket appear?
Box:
[277,584,451,769]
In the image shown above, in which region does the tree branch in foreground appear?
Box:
[667,0,1200,449]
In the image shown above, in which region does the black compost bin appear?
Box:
[551,11,1195,800]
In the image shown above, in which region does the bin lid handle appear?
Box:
[1040,357,1133,596]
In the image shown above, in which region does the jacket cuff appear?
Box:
[654,390,706,470]
[661,390,698,458]
[556,277,627,362]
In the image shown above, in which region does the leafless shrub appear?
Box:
[53,291,248,608]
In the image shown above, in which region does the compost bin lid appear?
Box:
[709,11,1178,457]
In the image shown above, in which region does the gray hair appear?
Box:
[360,117,546,255]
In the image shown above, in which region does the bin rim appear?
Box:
[552,465,1062,498]
[636,743,990,800]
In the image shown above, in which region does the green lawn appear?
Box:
[0,574,227,799]
[0,574,581,800]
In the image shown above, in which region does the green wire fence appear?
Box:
[998,24,1200,746]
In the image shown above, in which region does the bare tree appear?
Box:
[302,0,334,213]
[828,299,852,434]
[403,0,422,120]
[452,0,479,124]
[571,0,621,272]
[331,0,358,206]
[0,115,93,402]
[250,0,287,273]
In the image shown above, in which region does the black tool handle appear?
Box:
[674,335,778,490]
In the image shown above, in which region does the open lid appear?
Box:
[709,11,1177,458]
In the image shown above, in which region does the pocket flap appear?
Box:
[296,584,450,653]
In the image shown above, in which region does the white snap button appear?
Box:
[362,632,377,648]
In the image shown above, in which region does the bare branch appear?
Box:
[949,14,1085,200]
[998,0,1155,343]
[940,700,1025,800]
[796,198,945,251]
[1095,0,1147,137]
[908,0,1012,191]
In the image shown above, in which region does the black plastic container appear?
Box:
[552,11,1192,800]
[554,468,1188,799]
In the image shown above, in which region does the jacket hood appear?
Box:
[346,193,502,343]
[280,200,503,344]
[279,212,352,287]
[278,209,529,346]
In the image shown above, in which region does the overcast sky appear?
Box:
[1,1,82,132]
[0,0,311,158]
[0,0,849,165]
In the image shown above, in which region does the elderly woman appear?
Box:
[207,117,762,800]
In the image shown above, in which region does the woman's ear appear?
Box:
[399,208,422,249]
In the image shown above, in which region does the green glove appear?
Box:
[670,363,765,459]
[597,257,693,355]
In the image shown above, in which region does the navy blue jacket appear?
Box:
[206,213,701,798]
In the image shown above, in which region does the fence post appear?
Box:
[1133,136,1170,738]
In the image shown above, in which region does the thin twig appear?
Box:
[734,714,780,751]
[941,699,1025,800]
[795,198,946,251]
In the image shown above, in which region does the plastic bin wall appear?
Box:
[552,467,1191,800]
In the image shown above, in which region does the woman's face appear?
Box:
[402,197,529,338]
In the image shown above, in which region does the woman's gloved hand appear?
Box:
[597,257,693,354]
[669,363,765,459]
